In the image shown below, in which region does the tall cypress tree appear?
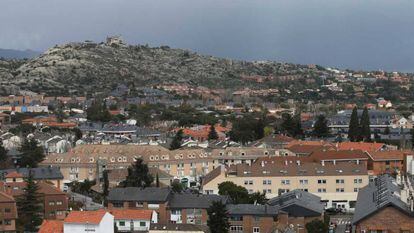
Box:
[313,115,329,138]
[348,107,360,142]
[360,107,371,142]
[207,201,230,233]
[121,159,154,188]
[208,125,219,140]
[16,172,43,232]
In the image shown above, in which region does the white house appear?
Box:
[111,209,157,232]
[64,210,114,233]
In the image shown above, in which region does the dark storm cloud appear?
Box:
[1,0,414,71]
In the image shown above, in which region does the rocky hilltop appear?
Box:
[0,38,302,95]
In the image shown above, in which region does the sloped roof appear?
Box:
[107,187,171,203]
[337,142,385,152]
[110,209,152,220]
[169,193,228,209]
[5,171,24,179]
[0,167,63,180]
[367,150,411,161]
[309,149,369,161]
[227,204,279,216]
[39,220,63,233]
[352,175,414,224]
[267,189,324,217]
[64,209,108,224]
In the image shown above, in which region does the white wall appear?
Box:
[64,212,114,233]
[115,219,150,232]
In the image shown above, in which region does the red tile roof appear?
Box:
[337,142,385,152]
[39,220,63,233]
[5,171,24,179]
[110,209,152,220]
[367,150,411,161]
[64,209,108,224]
[309,149,369,161]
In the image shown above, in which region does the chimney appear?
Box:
[333,160,336,165]
[261,161,265,167]
[296,160,301,166]
[356,159,360,165]
[321,160,325,166]
[284,160,288,166]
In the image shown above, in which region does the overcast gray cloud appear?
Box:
[1,0,414,71]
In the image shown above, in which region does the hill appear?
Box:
[0,39,311,95]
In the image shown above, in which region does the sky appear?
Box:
[1,0,414,72]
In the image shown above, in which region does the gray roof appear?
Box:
[0,167,63,180]
[107,187,171,203]
[267,189,324,217]
[352,175,414,224]
[227,204,279,217]
[169,193,228,209]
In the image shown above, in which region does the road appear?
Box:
[329,215,352,233]
[68,191,103,210]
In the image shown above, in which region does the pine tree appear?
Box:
[208,125,219,140]
[348,107,360,142]
[313,115,329,138]
[360,107,371,142]
[254,118,265,139]
[170,129,183,150]
[19,138,45,168]
[121,159,154,188]
[292,113,304,138]
[207,201,230,233]
[0,142,7,164]
[16,172,43,232]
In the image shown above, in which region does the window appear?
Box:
[318,188,326,193]
[318,179,327,184]
[230,216,243,221]
[299,179,308,185]
[336,179,345,184]
[136,202,144,208]
[230,225,243,232]
[262,189,271,194]
[119,221,125,226]
[354,178,363,184]
[300,188,309,192]
[263,180,271,185]
[112,201,124,208]
[56,201,63,205]
[4,208,11,213]
[56,211,64,216]
[244,180,253,185]
[354,188,359,192]
[336,188,345,193]
[140,222,146,227]
[49,201,55,206]
[281,180,290,185]
[253,227,260,233]
[4,219,11,225]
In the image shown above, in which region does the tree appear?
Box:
[207,201,229,233]
[411,129,414,148]
[86,100,112,122]
[254,118,265,139]
[384,126,390,135]
[229,116,264,145]
[280,113,303,138]
[16,172,43,232]
[218,181,250,204]
[249,191,267,205]
[208,125,219,140]
[360,107,371,142]
[73,127,83,141]
[171,180,184,193]
[170,129,183,150]
[305,219,328,233]
[0,142,7,164]
[19,138,45,168]
[348,107,360,142]
[102,170,109,205]
[121,159,153,188]
[313,115,329,138]
[155,173,160,187]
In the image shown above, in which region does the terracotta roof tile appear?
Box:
[64,209,107,224]
[367,150,412,161]
[39,220,63,233]
[337,142,385,152]
[5,171,24,179]
[109,209,152,220]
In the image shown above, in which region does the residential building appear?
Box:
[202,157,369,211]
[64,209,114,233]
[107,187,171,224]
[352,175,414,232]
[0,167,64,190]
[0,179,68,220]
[0,191,17,232]
[110,209,156,232]
[227,204,280,233]
[150,224,208,233]
[366,150,412,175]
